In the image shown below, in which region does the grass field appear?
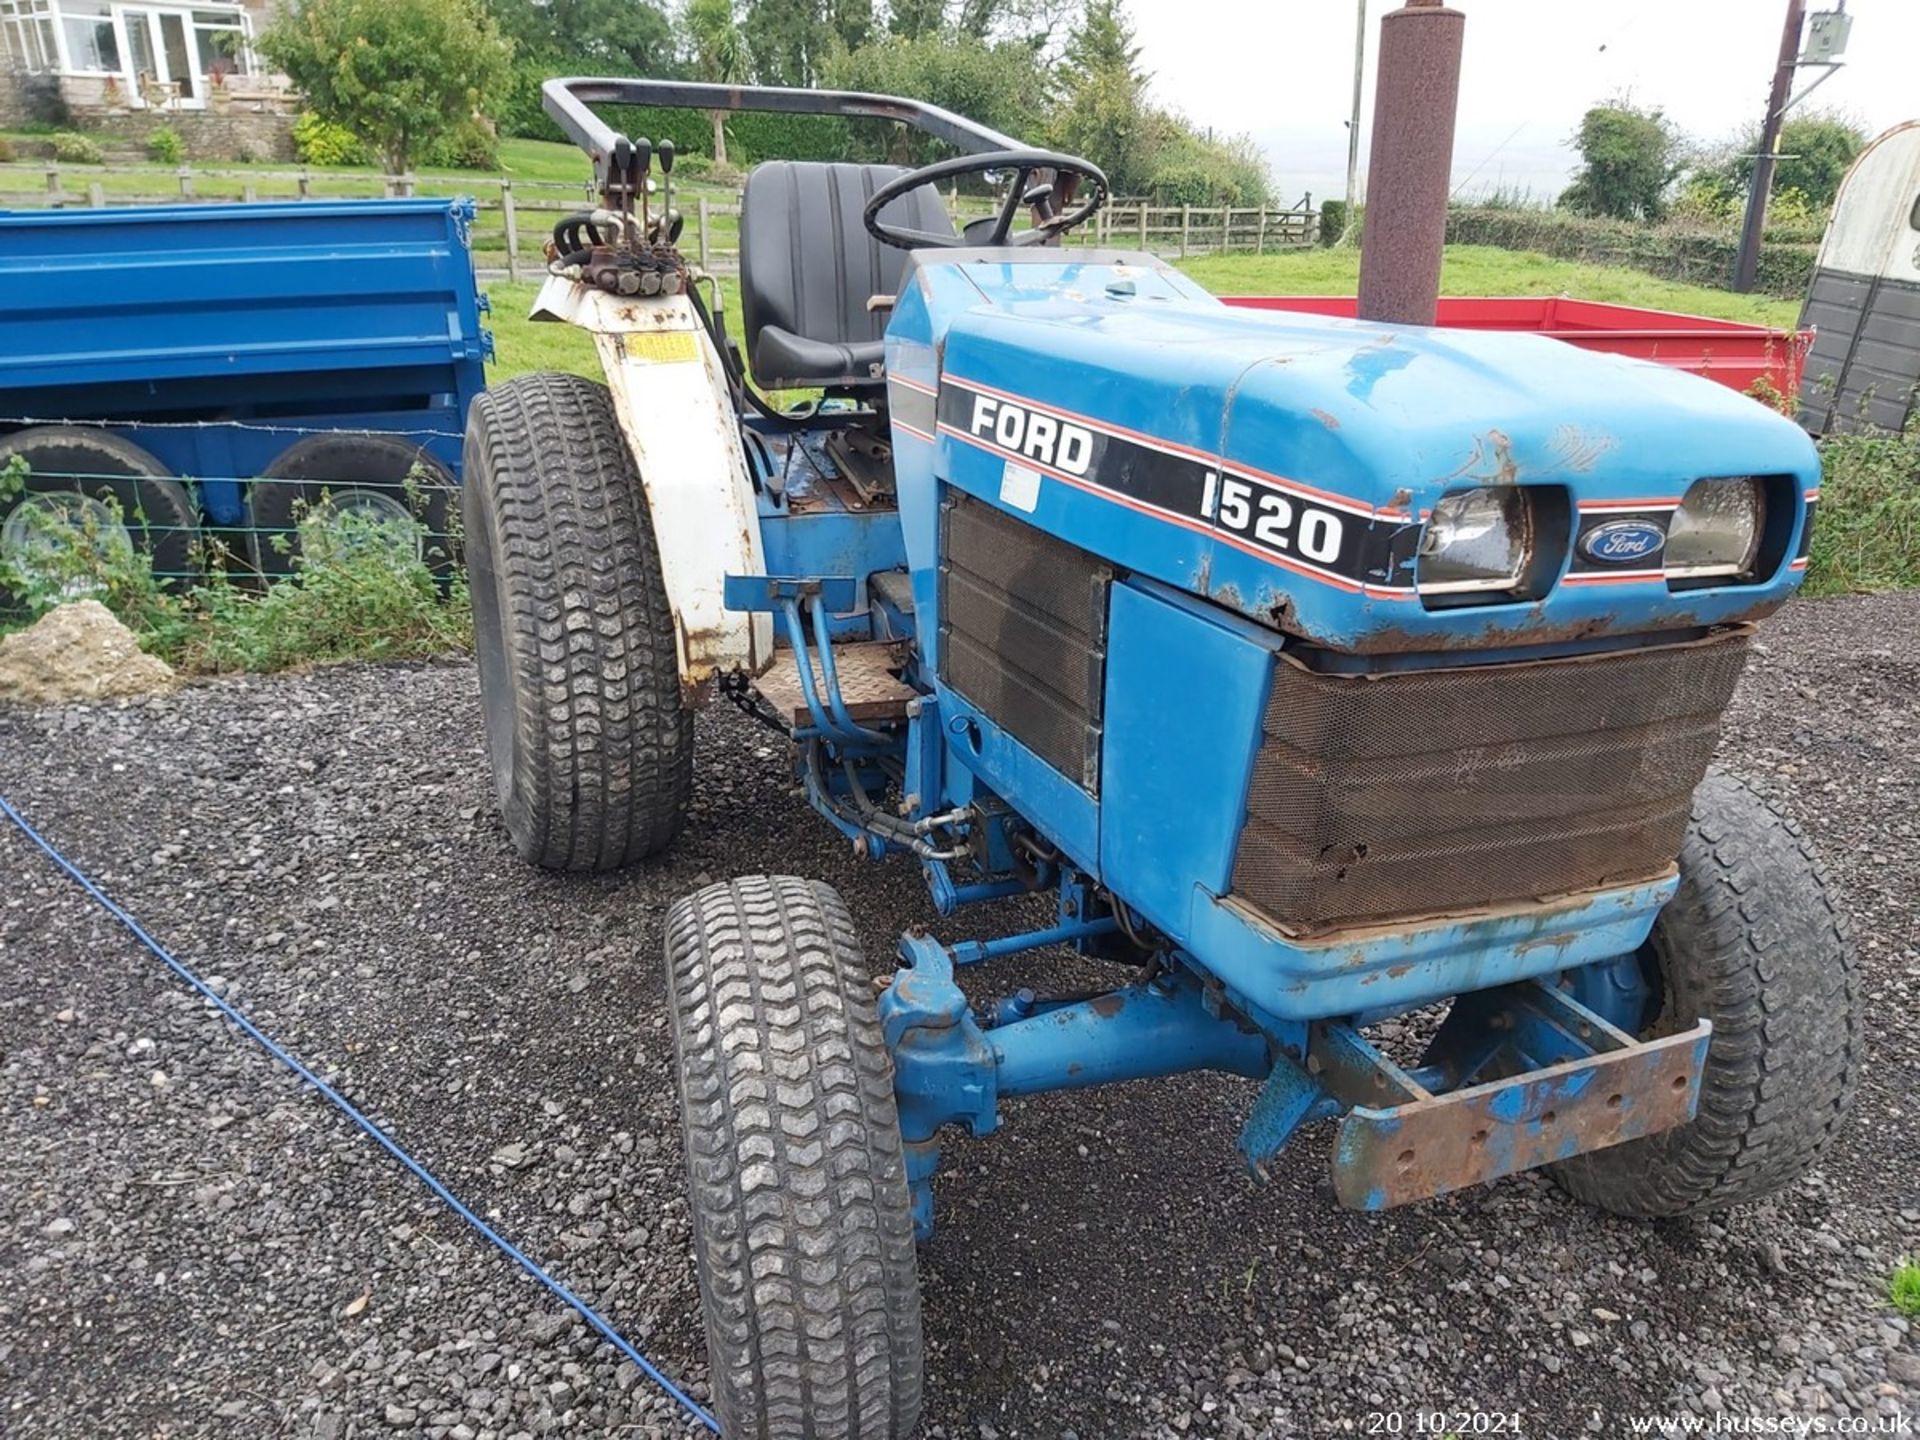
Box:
[1181,246,1802,327]
[0,134,609,195]
[0,135,743,265]
[485,243,1802,381]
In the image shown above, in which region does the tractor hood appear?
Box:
[889,253,1821,654]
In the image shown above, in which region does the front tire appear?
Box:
[461,371,691,870]
[664,877,924,1440]
[1551,769,1860,1217]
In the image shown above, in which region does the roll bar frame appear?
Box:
[542,76,1026,196]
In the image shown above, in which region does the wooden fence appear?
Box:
[1,162,1320,278]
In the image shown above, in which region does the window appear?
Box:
[191,6,249,76]
[60,0,118,72]
[0,0,56,73]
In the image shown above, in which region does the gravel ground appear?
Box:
[2,592,1916,1440]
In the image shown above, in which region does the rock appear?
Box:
[1888,1352,1920,1386]
[0,601,175,705]
[42,1217,75,1237]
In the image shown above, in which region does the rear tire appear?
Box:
[1550,769,1860,1217]
[664,876,924,1440]
[461,371,691,869]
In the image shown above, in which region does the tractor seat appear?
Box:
[738,161,954,390]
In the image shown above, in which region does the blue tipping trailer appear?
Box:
[0,197,488,585]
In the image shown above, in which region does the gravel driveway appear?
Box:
[2,593,1916,1440]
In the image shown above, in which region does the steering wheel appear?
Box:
[864,149,1109,251]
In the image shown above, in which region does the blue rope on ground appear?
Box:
[0,789,721,1436]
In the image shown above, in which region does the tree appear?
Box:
[1050,0,1151,194]
[686,0,744,165]
[1558,100,1680,221]
[888,0,945,39]
[264,0,512,173]
[488,0,674,73]
[739,0,852,87]
[1059,0,1140,79]
[1732,112,1866,210]
[825,29,1046,162]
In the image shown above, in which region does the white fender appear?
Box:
[531,277,773,699]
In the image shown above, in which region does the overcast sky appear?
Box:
[1123,0,1918,204]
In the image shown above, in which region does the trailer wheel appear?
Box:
[0,427,196,599]
[665,876,924,1440]
[1551,769,1860,1217]
[462,371,691,869]
[250,433,457,581]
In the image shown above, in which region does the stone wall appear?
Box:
[95,105,298,163]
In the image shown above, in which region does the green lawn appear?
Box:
[486,277,794,392]
[1181,245,1802,328]
[486,242,1801,382]
[0,133,605,192]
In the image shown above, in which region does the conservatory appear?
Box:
[0,0,281,111]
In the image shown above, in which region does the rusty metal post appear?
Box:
[1356,0,1465,325]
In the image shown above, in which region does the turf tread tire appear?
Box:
[462,371,691,869]
[1550,768,1860,1217]
[664,876,923,1440]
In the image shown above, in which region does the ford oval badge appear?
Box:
[1580,518,1666,565]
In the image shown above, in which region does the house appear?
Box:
[0,0,293,124]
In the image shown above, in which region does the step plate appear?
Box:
[1331,1020,1711,1211]
[752,642,917,726]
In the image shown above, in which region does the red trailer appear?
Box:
[1220,295,1812,399]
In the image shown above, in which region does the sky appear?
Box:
[1122,0,1920,205]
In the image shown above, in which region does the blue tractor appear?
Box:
[462,79,1859,1438]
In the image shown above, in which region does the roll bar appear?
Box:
[542,76,1026,194]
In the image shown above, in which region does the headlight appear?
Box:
[1666,477,1763,582]
[1417,487,1534,595]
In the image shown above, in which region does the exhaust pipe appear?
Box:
[1356,0,1466,325]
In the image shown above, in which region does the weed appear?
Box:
[0,457,189,652]
[0,457,469,674]
[182,512,470,673]
[49,131,104,164]
[1892,1261,1920,1318]
[1808,425,1920,596]
[146,126,186,165]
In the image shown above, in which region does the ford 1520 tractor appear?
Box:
[462,78,1860,1439]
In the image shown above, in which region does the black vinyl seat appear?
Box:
[738,161,954,389]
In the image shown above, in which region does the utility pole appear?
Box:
[1343,0,1366,239]
[1733,0,1806,293]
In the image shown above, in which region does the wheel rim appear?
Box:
[303,487,422,563]
[0,490,137,598]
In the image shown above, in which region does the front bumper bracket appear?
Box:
[1324,980,1711,1210]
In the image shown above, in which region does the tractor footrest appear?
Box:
[1330,1016,1712,1211]
[752,642,916,726]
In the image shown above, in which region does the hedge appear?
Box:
[1444,208,1817,299]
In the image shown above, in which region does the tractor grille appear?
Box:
[1231,628,1754,934]
[938,493,1111,791]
